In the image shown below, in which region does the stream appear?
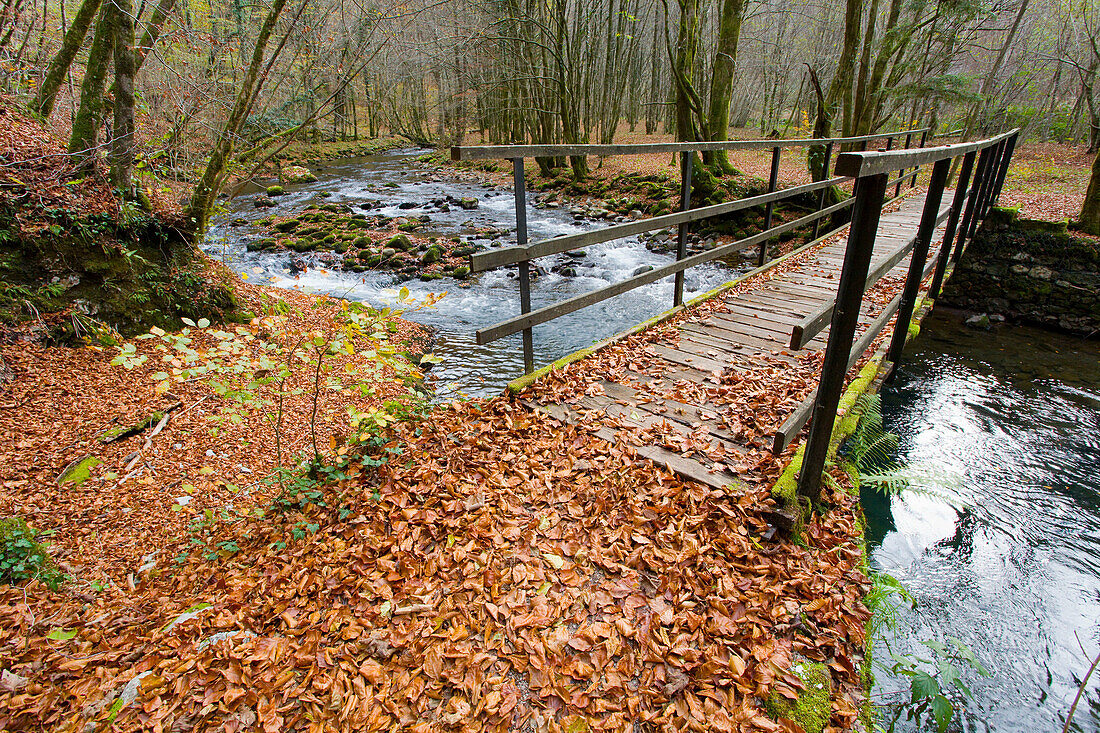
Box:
[869,308,1100,731]
[205,149,735,398]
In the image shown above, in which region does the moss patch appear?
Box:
[765,660,831,733]
[57,455,102,485]
[0,205,239,340]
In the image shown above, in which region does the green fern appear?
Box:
[841,395,961,504]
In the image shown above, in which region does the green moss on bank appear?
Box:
[764,660,832,733]
[0,204,239,341]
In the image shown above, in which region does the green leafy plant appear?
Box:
[883,637,991,733]
[0,517,66,590]
[111,289,441,503]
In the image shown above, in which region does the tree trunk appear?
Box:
[703,0,746,174]
[32,0,103,119]
[185,0,289,235]
[68,5,114,169]
[109,0,136,193]
[1080,148,1100,235]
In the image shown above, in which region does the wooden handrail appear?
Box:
[834,130,1017,177]
[470,175,852,272]
[451,127,931,161]
[474,198,854,345]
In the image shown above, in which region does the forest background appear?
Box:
[3,0,1100,233]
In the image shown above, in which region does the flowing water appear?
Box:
[869,308,1100,731]
[206,150,734,398]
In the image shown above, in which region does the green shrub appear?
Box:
[1,517,65,589]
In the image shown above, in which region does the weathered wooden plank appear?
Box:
[833,130,1015,177]
[452,128,930,161]
[529,402,739,490]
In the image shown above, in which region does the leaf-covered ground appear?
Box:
[1,390,869,733]
[1,230,882,733]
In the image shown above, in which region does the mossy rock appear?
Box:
[380,247,397,260]
[273,219,300,233]
[365,255,382,266]
[386,233,413,252]
[246,238,278,252]
[317,191,333,198]
[419,272,444,281]
[266,185,285,196]
[421,245,443,265]
[319,204,340,213]
[353,236,372,249]
[764,661,831,733]
[333,242,349,254]
[283,165,317,184]
[321,234,337,245]
[453,266,470,280]
[289,239,315,253]
[452,246,476,257]
[57,455,101,485]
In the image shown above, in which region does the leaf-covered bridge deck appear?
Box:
[521,192,951,491]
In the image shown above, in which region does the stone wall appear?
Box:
[940,208,1100,336]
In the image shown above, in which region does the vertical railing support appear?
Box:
[989,132,1018,207]
[759,146,781,267]
[513,157,534,374]
[812,142,834,240]
[910,130,927,188]
[980,139,1007,220]
[967,144,999,242]
[885,157,951,371]
[674,151,693,306]
[976,140,1004,223]
[928,151,975,300]
[990,130,1020,203]
[797,172,890,504]
[955,146,992,260]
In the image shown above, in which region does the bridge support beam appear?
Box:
[886,157,950,370]
[797,172,889,505]
[928,151,975,299]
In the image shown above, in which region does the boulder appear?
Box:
[266,185,285,196]
[253,195,276,208]
[459,197,479,210]
[386,233,413,251]
[283,165,317,183]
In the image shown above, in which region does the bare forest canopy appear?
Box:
[2,0,1099,231]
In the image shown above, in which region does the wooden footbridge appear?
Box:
[452,129,1018,504]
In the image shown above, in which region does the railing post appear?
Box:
[513,157,534,374]
[989,132,1018,207]
[886,157,950,371]
[674,151,693,306]
[911,130,927,188]
[966,144,999,242]
[928,151,975,299]
[797,172,890,504]
[759,146,781,267]
[896,134,911,197]
[981,139,1007,219]
[812,141,834,240]
[954,145,993,260]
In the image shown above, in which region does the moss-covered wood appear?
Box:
[68,5,115,169]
